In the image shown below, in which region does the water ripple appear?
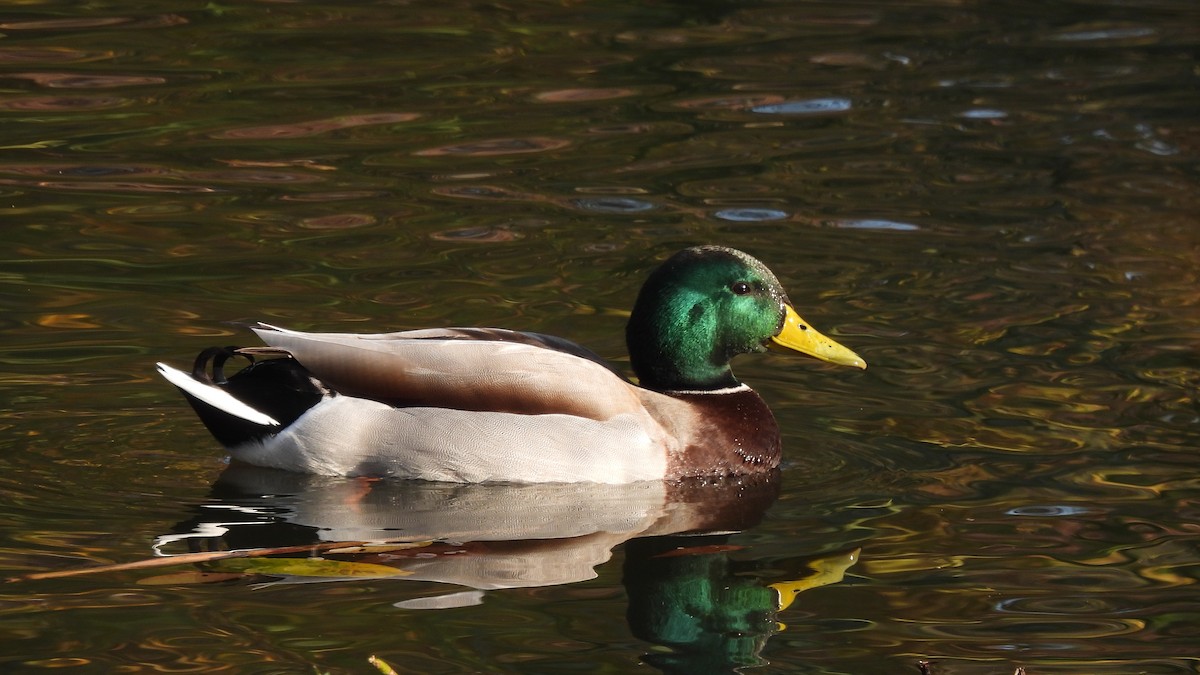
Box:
[568,197,656,213]
[1051,26,1157,42]
[415,137,571,157]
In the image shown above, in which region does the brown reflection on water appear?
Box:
[5,72,167,88]
[0,47,116,64]
[0,95,128,111]
[533,87,640,103]
[212,112,420,140]
[0,161,332,195]
[297,213,376,230]
[0,14,187,31]
[277,190,388,202]
[0,178,220,194]
[429,225,522,243]
[218,158,341,172]
[415,136,572,157]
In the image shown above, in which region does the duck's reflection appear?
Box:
[158,467,857,671]
[625,535,859,673]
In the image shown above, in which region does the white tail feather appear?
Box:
[156,362,281,427]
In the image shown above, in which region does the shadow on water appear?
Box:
[151,468,857,674]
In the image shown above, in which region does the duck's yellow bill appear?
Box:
[769,305,866,369]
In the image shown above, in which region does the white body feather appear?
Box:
[226,396,669,483]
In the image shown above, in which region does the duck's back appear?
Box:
[252,324,645,420]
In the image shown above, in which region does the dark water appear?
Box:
[1,0,1198,673]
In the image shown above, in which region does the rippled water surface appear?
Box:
[1,1,1198,673]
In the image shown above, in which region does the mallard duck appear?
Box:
[158,245,865,483]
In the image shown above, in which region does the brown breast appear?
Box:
[658,388,782,479]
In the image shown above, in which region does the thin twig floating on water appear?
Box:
[7,538,431,583]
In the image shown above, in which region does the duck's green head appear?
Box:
[626,246,865,392]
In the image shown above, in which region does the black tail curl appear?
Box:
[191,346,253,384]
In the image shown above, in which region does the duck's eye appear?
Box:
[730,281,753,295]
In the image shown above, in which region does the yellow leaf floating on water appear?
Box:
[369,655,400,675]
[216,557,412,578]
[139,571,247,585]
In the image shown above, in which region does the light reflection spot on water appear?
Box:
[996,596,1115,615]
[751,98,852,115]
[714,208,789,222]
[1005,505,1093,517]
[574,186,650,195]
[569,197,655,213]
[21,658,93,668]
[1052,27,1156,42]
[833,219,920,231]
[395,590,486,610]
[1136,140,1178,156]
[59,166,142,177]
[960,109,1008,120]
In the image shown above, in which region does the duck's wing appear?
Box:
[384,326,625,375]
[251,323,644,420]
